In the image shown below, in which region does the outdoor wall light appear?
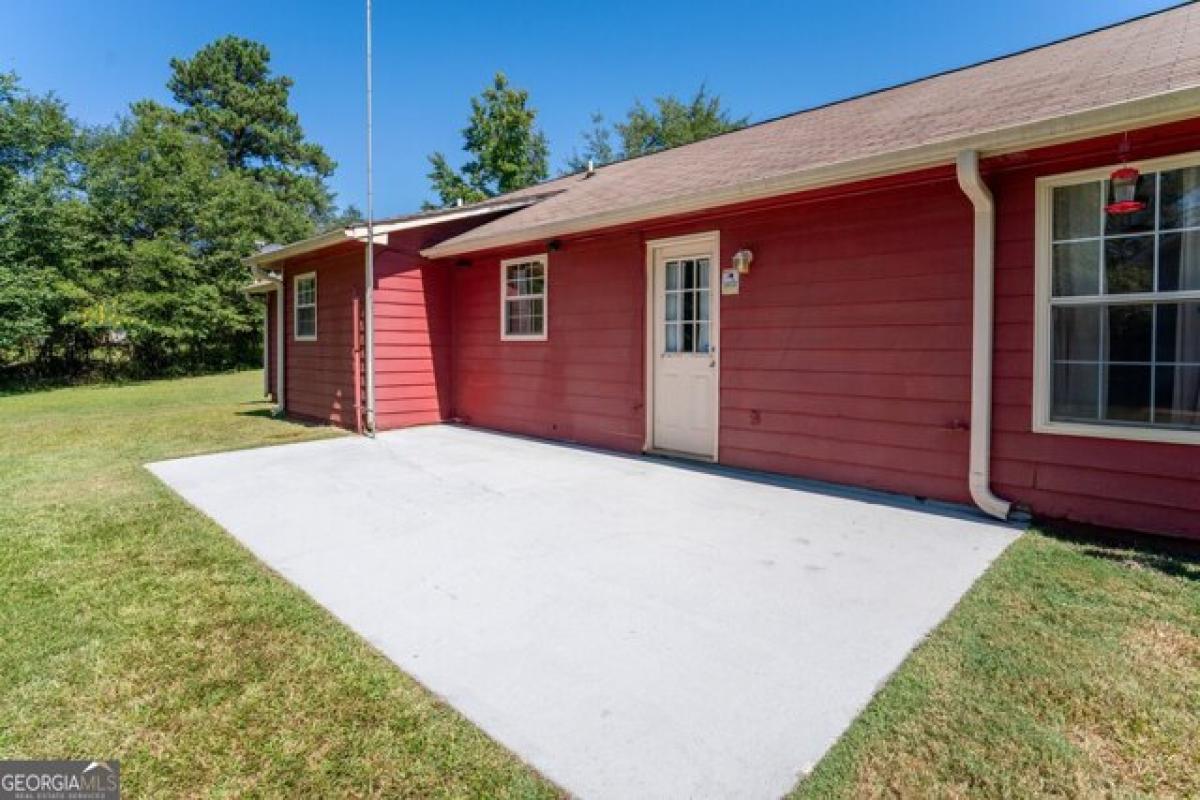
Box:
[732,248,754,274]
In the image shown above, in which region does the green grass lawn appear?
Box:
[0,371,559,798]
[1,371,1197,798]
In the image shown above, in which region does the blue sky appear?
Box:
[1,0,1180,217]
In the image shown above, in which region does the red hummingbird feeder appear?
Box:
[1105,166,1146,215]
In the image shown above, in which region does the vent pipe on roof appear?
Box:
[956,150,1012,522]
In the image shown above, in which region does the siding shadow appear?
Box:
[444,423,1023,529]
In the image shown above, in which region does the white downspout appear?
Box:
[274,277,286,415]
[262,298,269,396]
[955,150,1012,521]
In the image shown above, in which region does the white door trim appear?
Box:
[643,230,721,461]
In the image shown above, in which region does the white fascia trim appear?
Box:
[244,199,541,268]
[956,150,1012,522]
[422,86,1200,259]
[345,199,539,240]
[245,230,351,267]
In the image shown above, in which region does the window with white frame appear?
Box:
[501,256,547,340]
[1037,156,1200,441]
[294,273,317,340]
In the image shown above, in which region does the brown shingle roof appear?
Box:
[425,4,1200,257]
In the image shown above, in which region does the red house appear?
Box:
[245,6,1200,541]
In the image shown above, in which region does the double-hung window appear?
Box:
[294,272,317,341]
[501,255,547,340]
[1035,154,1200,443]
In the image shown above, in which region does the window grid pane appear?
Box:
[663,259,711,354]
[503,261,546,338]
[1049,169,1200,430]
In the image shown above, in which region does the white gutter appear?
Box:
[243,200,541,269]
[956,150,1012,521]
[422,85,1200,258]
[261,302,269,396]
[274,278,285,415]
[344,199,538,240]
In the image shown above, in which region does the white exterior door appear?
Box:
[648,233,719,458]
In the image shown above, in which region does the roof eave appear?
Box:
[244,198,547,268]
[243,229,356,267]
[422,85,1200,259]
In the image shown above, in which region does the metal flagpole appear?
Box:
[363,0,377,435]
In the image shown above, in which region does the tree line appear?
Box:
[2,37,743,384]
[0,37,357,383]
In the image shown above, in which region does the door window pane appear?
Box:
[1104,236,1154,294]
[663,256,711,353]
[1052,241,1100,296]
[1053,183,1101,240]
[666,261,679,290]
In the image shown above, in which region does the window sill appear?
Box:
[294,335,318,343]
[500,335,547,342]
[1032,418,1200,445]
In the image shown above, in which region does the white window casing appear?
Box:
[500,255,548,341]
[1033,150,1200,445]
[294,272,318,342]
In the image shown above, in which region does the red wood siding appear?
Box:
[373,241,453,431]
[444,118,1200,539]
[371,214,511,431]
[988,119,1200,539]
[711,178,974,504]
[451,233,646,452]
[448,176,975,499]
[280,247,363,428]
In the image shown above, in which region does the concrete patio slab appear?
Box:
[148,425,1019,800]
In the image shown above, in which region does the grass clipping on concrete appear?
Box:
[0,372,559,798]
